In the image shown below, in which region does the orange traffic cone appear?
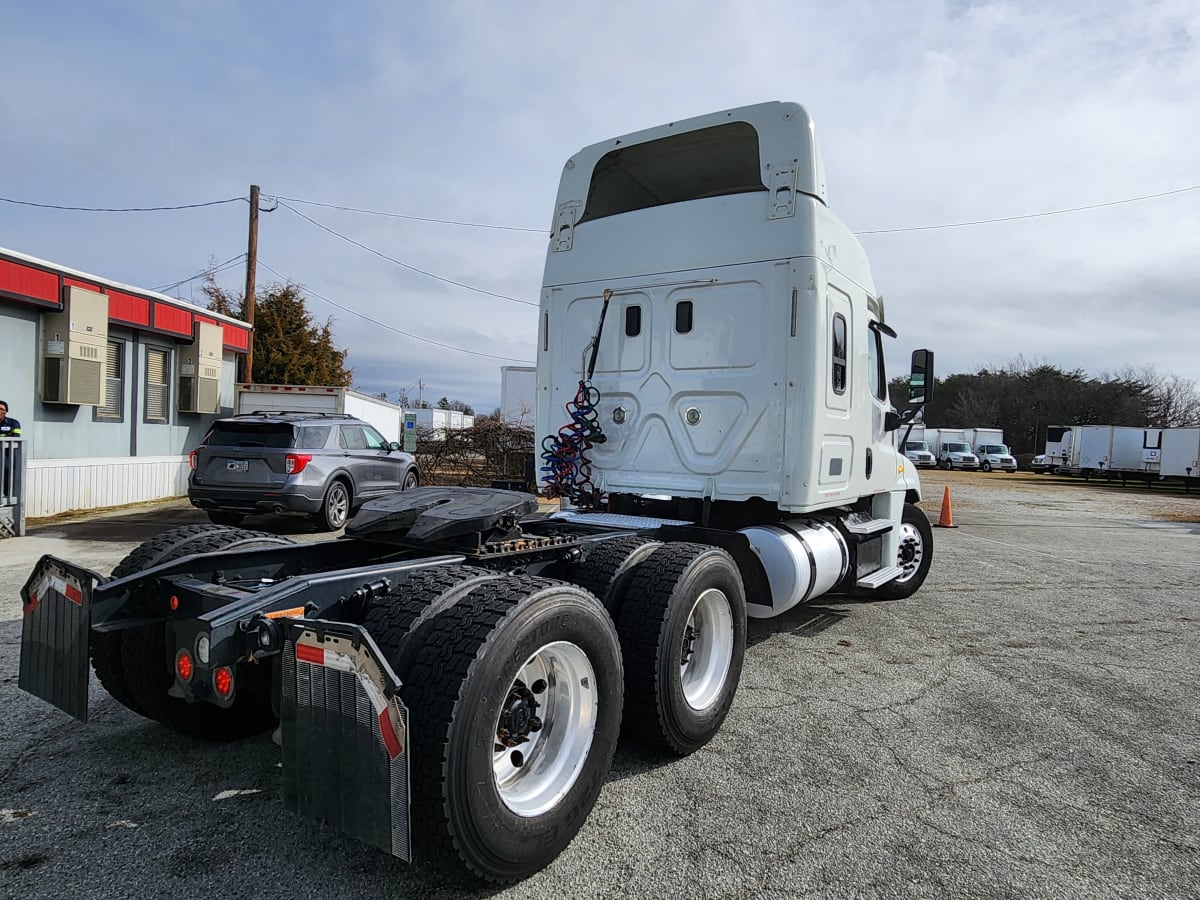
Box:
[935,485,957,528]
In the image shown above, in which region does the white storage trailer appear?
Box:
[1160,427,1200,479]
[1044,425,1162,476]
[235,384,402,443]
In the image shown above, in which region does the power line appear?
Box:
[276,201,538,307]
[0,195,245,213]
[156,253,247,293]
[270,194,544,233]
[258,259,535,364]
[856,184,1200,235]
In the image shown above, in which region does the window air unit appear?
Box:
[41,285,109,405]
[178,321,224,414]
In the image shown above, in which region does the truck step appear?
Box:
[843,517,893,536]
[856,565,904,589]
[550,511,694,529]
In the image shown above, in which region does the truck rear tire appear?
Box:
[95,524,243,715]
[616,543,746,755]
[399,576,623,883]
[872,503,933,601]
[362,565,503,681]
[119,529,294,740]
[559,535,662,618]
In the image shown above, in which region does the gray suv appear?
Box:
[188,412,419,531]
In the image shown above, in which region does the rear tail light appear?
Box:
[188,450,198,470]
[176,649,194,683]
[284,453,312,475]
[214,666,234,698]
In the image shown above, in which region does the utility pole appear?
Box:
[418,378,425,408]
[243,184,260,384]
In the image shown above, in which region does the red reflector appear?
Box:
[284,453,312,475]
[213,666,234,697]
[295,643,324,665]
[23,594,40,616]
[176,650,194,683]
[64,583,83,605]
[169,595,180,611]
[379,707,403,759]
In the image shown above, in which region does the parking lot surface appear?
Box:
[2,474,1198,898]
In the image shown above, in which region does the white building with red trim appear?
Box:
[0,246,252,518]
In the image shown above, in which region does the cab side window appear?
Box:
[867,325,887,402]
[831,314,847,395]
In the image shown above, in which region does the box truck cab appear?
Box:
[974,443,1016,472]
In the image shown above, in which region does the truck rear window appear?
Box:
[579,122,766,224]
[207,422,294,448]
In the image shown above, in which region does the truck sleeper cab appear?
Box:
[20,102,935,886]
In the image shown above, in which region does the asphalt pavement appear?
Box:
[1,477,1198,899]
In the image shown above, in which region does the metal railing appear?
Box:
[1,436,26,537]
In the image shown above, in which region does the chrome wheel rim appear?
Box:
[680,588,734,711]
[893,522,924,584]
[493,640,597,818]
[328,485,349,528]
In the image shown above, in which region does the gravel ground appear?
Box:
[1,475,1198,899]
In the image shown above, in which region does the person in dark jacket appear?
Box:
[0,400,20,437]
[0,400,19,498]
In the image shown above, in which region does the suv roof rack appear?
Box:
[237,411,356,419]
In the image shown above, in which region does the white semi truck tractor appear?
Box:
[20,101,935,884]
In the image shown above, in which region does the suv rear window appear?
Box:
[207,422,294,448]
[297,426,331,450]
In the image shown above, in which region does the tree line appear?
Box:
[889,358,1200,455]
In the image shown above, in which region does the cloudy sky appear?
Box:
[2,1,1197,413]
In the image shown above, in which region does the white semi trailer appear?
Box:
[21,101,936,884]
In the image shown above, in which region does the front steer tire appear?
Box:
[617,543,747,756]
[400,576,623,883]
[871,503,934,601]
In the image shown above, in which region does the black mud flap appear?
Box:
[280,620,411,863]
[18,556,103,722]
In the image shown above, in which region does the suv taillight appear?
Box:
[285,453,312,475]
[188,450,198,471]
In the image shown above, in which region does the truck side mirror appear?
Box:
[908,349,934,407]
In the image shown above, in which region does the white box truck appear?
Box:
[931,428,979,470]
[235,384,402,443]
[963,428,1016,473]
[901,424,937,468]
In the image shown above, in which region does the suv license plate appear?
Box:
[227,460,249,472]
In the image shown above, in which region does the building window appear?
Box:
[94,340,125,421]
[832,313,848,395]
[145,347,170,423]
